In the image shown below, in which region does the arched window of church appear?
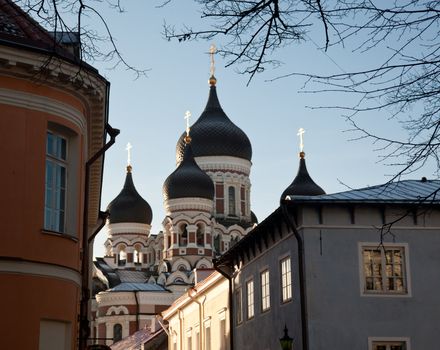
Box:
[166,232,172,249]
[196,224,204,246]
[214,235,221,254]
[180,224,188,246]
[113,323,122,342]
[228,186,236,216]
[134,244,142,264]
[118,245,126,266]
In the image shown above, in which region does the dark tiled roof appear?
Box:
[107,169,153,225]
[0,0,70,55]
[176,85,252,162]
[108,282,168,292]
[94,258,121,288]
[163,142,214,201]
[288,179,440,204]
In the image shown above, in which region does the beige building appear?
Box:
[162,270,230,350]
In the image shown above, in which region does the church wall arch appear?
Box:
[195,258,212,269]
[167,270,189,285]
[171,258,191,272]
[106,305,129,316]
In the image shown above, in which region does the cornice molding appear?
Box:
[0,87,86,132]
[0,258,81,286]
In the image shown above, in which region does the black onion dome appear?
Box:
[107,169,153,225]
[164,143,215,201]
[280,155,325,201]
[176,85,252,163]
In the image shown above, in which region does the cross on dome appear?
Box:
[184,111,192,144]
[297,128,305,152]
[209,44,217,86]
[126,142,133,171]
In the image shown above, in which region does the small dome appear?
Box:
[281,154,325,201]
[176,85,252,163]
[163,142,215,201]
[107,168,153,225]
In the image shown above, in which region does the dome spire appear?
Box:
[209,44,217,86]
[280,128,325,202]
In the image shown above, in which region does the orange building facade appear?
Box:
[0,1,111,349]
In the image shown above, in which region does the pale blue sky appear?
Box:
[88,2,436,257]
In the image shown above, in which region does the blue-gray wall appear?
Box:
[232,203,440,349]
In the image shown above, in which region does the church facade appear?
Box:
[91,72,257,346]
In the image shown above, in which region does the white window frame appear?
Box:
[359,242,411,297]
[44,123,79,236]
[368,337,411,350]
[45,130,68,233]
[246,278,255,319]
[260,269,270,312]
[280,255,292,303]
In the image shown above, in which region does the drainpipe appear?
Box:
[213,262,234,350]
[79,123,120,350]
[188,287,206,350]
[280,202,309,350]
[178,309,184,349]
[134,291,140,331]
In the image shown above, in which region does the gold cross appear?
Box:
[126,142,133,166]
[209,44,217,77]
[184,110,191,136]
[297,128,305,152]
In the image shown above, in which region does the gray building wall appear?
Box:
[232,230,303,350]
[301,204,440,349]
[231,203,440,349]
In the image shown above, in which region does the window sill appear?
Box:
[281,298,293,305]
[361,291,410,298]
[41,229,78,242]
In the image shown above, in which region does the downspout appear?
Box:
[134,291,140,331]
[213,263,234,350]
[79,123,120,350]
[179,309,184,349]
[188,288,206,350]
[281,202,309,350]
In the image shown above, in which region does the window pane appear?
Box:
[363,247,406,294]
[229,187,236,215]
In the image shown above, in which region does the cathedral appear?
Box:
[91,66,259,346]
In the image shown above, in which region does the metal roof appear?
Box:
[286,179,440,204]
[107,282,168,292]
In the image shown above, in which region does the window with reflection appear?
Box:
[228,186,236,216]
[113,323,122,342]
[180,224,188,246]
[196,224,204,246]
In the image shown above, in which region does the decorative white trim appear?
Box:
[195,156,251,176]
[106,305,129,316]
[107,222,151,235]
[0,45,107,98]
[0,88,86,132]
[164,198,214,214]
[368,337,411,350]
[0,259,81,286]
[171,258,192,272]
